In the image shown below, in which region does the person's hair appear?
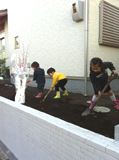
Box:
[90,57,105,76]
[31,62,39,68]
[47,68,56,74]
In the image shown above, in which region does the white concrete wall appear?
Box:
[0,96,119,160]
[88,0,119,75]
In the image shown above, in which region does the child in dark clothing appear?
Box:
[47,68,68,99]
[89,57,119,110]
[27,62,45,98]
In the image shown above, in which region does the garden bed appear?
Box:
[0,84,119,139]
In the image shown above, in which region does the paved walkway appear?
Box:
[0,149,9,160]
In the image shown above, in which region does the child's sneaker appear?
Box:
[54,95,60,99]
[35,93,43,98]
[89,99,94,110]
[63,93,68,96]
[114,99,119,110]
[54,91,60,99]
[116,99,119,104]
[62,90,68,96]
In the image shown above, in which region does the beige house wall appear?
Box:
[1,0,85,77]
[0,0,119,78]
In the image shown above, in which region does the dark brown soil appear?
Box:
[0,84,119,139]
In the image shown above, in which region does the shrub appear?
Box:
[0,58,9,77]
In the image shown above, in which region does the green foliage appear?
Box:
[0,58,9,76]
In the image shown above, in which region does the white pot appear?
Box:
[0,77,3,80]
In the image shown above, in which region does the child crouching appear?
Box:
[47,68,68,99]
[89,57,119,110]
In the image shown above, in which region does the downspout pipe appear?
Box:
[84,0,88,96]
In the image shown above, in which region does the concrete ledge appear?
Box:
[27,76,119,95]
[0,79,10,84]
[29,74,119,80]
[115,124,119,141]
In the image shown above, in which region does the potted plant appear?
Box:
[0,58,9,79]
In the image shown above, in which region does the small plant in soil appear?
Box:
[0,58,9,77]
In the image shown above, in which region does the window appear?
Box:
[72,3,77,13]
[15,36,19,49]
[99,0,119,48]
[0,38,5,58]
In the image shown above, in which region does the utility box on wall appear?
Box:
[71,1,84,22]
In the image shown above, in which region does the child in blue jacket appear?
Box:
[27,62,45,98]
[89,57,119,110]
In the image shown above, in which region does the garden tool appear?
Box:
[27,79,33,83]
[81,72,117,116]
[41,90,51,102]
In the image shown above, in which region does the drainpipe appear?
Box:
[84,0,88,96]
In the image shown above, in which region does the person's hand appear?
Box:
[50,88,53,91]
[98,91,101,96]
[113,70,118,76]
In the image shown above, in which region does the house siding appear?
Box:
[5,0,85,77]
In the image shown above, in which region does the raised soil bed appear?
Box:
[0,84,119,139]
